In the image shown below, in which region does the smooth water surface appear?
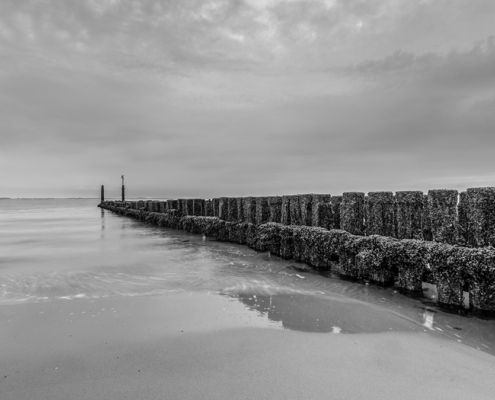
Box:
[1,199,494,354]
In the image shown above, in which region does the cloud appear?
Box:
[0,0,494,197]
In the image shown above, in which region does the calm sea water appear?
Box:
[1,199,494,354]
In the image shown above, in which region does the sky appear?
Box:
[0,0,494,199]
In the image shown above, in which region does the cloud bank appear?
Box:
[0,0,494,198]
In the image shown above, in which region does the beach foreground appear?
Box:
[1,293,494,400]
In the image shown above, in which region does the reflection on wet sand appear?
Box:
[423,308,436,330]
[232,291,495,354]
[231,292,422,334]
[100,209,105,239]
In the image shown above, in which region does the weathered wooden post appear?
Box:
[281,195,291,225]
[312,194,331,228]
[365,192,395,237]
[186,199,194,216]
[227,197,238,222]
[341,192,365,235]
[289,195,302,225]
[299,194,313,226]
[268,196,282,223]
[466,187,495,247]
[212,198,220,217]
[219,197,229,220]
[101,185,104,203]
[205,199,213,216]
[457,192,469,245]
[193,199,205,216]
[331,195,342,229]
[121,175,125,202]
[427,189,458,244]
[243,197,257,224]
[395,191,425,240]
[236,197,245,222]
[255,197,270,225]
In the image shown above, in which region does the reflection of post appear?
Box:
[101,185,104,203]
[423,309,435,330]
[100,207,105,239]
[121,175,125,202]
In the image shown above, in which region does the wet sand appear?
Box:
[1,294,494,400]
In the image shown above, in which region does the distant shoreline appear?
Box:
[0,197,99,200]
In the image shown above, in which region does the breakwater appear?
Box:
[99,187,495,316]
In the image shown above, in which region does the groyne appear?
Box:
[99,187,495,316]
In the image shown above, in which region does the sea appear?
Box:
[1,198,494,355]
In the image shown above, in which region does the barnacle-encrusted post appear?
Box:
[365,191,395,237]
[427,189,458,244]
[466,187,495,247]
[341,192,365,235]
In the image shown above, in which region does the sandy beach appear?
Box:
[2,293,494,400]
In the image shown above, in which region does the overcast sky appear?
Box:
[1,0,494,198]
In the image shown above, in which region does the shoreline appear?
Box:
[1,293,494,399]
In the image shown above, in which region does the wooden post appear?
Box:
[121,175,125,202]
[341,192,365,235]
[101,185,104,203]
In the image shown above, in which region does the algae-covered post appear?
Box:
[427,189,458,244]
[428,243,465,310]
[281,195,291,225]
[311,194,331,229]
[395,191,424,240]
[299,194,313,226]
[279,225,295,259]
[212,198,219,217]
[466,187,495,247]
[121,175,125,202]
[243,197,257,225]
[314,202,333,230]
[457,192,469,246]
[193,199,204,216]
[463,246,495,314]
[255,223,281,253]
[289,195,302,226]
[422,194,432,241]
[204,199,213,217]
[176,199,185,216]
[268,196,282,223]
[236,198,245,222]
[185,199,194,216]
[255,197,270,225]
[330,195,342,229]
[168,199,178,211]
[227,197,238,222]
[341,192,365,235]
[365,192,395,237]
[101,185,104,203]
[219,197,228,221]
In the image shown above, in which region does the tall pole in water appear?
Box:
[101,185,104,203]
[121,175,125,202]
